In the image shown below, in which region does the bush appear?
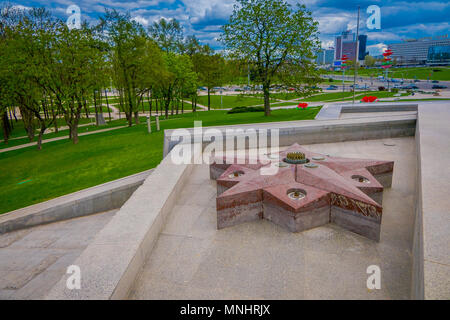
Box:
[227,106,265,114]
[378,86,386,91]
[328,78,334,82]
[390,88,399,93]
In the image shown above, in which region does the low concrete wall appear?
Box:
[45,150,195,300]
[340,103,418,113]
[315,102,418,120]
[411,102,450,300]
[163,113,416,157]
[0,169,153,235]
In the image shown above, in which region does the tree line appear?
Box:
[0,0,321,149]
[0,6,229,148]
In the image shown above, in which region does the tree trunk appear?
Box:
[207,87,211,111]
[148,91,152,117]
[93,92,99,126]
[36,123,46,150]
[50,97,58,133]
[126,112,133,127]
[263,83,271,116]
[165,99,169,120]
[1,111,11,144]
[104,90,111,121]
[71,124,79,144]
[134,111,140,124]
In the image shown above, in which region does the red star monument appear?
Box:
[210,143,394,241]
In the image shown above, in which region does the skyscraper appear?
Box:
[334,31,367,62]
[315,48,335,65]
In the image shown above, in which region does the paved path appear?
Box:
[0,209,117,299]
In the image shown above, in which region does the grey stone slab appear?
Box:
[412,102,450,299]
[0,210,116,299]
[424,260,450,300]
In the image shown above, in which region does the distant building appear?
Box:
[315,48,335,65]
[427,45,450,65]
[388,35,450,65]
[334,31,368,62]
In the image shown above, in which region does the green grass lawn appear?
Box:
[0,107,321,214]
[87,107,113,114]
[196,94,278,109]
[327,66,450,81]
[0,119,130,150]
[116,100,194,112]
[299,90,410,102]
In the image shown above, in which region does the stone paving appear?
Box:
[129,137,416,299]
[0,209,117,299]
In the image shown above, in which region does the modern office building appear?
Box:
[388,35,450,65]
[427,45,450,65]
[334,31,368,62]
[315,48,335,65]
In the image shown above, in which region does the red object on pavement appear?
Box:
[297,102,308,109]
[361,96,378,103]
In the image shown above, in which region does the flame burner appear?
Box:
[210,143,394,242]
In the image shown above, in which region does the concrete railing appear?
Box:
[0,169,153,235]
[45,150,195,299]
[411,102,450,300]
[163,113,417,157]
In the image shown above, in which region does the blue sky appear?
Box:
[6,0,450,55]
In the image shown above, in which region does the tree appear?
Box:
[101,10,162,126]
[149,18,184,53]
[221,0,320,116]
[156,52,197,119]
[193,51,226,110]
[364,55,376,67]
[1,7,62,149]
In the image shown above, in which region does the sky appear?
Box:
[4,0,450,56]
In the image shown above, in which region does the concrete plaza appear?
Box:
[129,138,415,299]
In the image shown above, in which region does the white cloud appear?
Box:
[132,15,149,26]
[367,43,387,56]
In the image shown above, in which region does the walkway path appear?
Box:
[0,209,117,299]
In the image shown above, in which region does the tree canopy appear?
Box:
[221,0,321,115]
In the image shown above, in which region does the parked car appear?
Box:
[414,79,420,82]
[432,80,439,83]
[402,84,419,90]
[432,85,447,89]
[326,85,338,90]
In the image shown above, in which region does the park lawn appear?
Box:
[87,106,113,114]
[196,94,278,109]
[116,100,194,112]
[4,117,93,140]
[299,90,411,102]
[0,118,131,150]
[300,91,359,102]
[327,67,450,81]
[0,107,321,214]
